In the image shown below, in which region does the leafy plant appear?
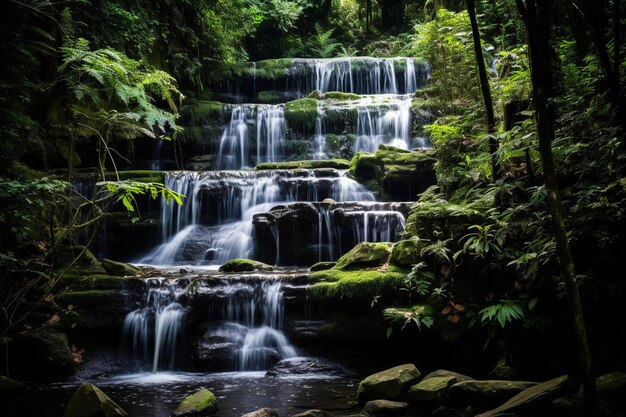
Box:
[458,224,502,259]
[479,301,524,328]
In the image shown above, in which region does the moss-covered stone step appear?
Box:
[255,159,350,170]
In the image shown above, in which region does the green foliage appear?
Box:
[99,181,184,215]
[479,301,524,328]
[60,39,182,137]
[303,24,342,58]
[458,224,502,260]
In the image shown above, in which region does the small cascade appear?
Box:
[122,278,186,372]
[139,170,375,266]
[256,105,286,164]
[352,211,407,243]
[215,106,252,170]
[355,96,412,153]
[313,101,327,159]
[201,279,297,371]
[405,58,417,94]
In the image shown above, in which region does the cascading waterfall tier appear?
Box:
[122,278,186,372]
[138,169,380,266]
[253,201,411,265]
[208,57,429,102]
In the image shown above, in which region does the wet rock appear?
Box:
[241,408,278,417]
[265,357,351,377]
[185,154,213,171]
[192,325,239,371]
[448,380,538,403]
[335,242,393,270]
[219,259,274,272]
[10,328,75,380]
[58,245,107,276]
[357,364,422,404]
[102,258,142,277]
[173,388,218,416]
[63,383,127,417]
[407,376,457,403]
[360,399,410,416]
[474,375,569,417]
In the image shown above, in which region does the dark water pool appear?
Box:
[1,372,363,417]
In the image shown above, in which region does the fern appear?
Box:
[479,301,524,328]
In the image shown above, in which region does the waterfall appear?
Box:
[256,104,286,164]
[405,58,417,94]
[122,278,185,372]
[138,170,376,266]
[355,96,412,153]
[313,100,327,159]
[353,211,407,244]
[215,106,252,170]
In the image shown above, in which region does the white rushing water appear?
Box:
[355,95,413,153]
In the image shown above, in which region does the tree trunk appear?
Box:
[466,0,500,181]
[523,0,597,414]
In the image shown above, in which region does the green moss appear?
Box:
[284,98,318,132]
[322,92,362,101]
[253,58,296,79]
[58,275,132,291]
[255,159,349,170]
[405,200,485,239]
[256,90,281,102]
[309,269,406,303]
[349,152,384,182]
[334,242,393,270]
[390,238,425,268]
[310,261,336,272]
[219,258,273,272]
[181,101,224,125]
[105,170,164,184]
[383,305,434,325]
[56,290,116,305]
[175,388,218,416]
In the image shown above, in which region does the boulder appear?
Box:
[596,371,626,394]
[101,259,142,277]
[389,239,423,268]
[292,411,329,417]
[407,376,457,403]
[241,408,278,417]
[173,388,218,416]
[448,380,537,403]
[58,245,106,275]
[360,400,410,416]
[219,259,274,272]
[265,357,351,377]
[357,364,422,404]
[335,242,393,270]
[10,328,75,380]
[474,375,569,417]
[310,261,336,272]
[422,370,473,384]
[63,383,127,417]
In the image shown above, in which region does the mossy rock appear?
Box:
[349,152,383,183]
[219,259,274,272]
[448,380,538,403]
[104,170,165,184]
[407,376,457,403]
[284,98,318,132]
[63,383,127,417]
[322,92,362,101]
[405,200,485,240]
[309,269,406,304]
[357,364,422,404]
[57,245,106,276]
[389,238,425,268]
[254,58,296,79]
[383,305,433,326]
[334,242,393,270]
[180,101,225,126]
[256,90,282,103]
[310,261,336,272]
[256,159,349,170]
[173,388,218,416]
[10,328,75,380]
[596,371,626,394]
[102,259,142,277]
